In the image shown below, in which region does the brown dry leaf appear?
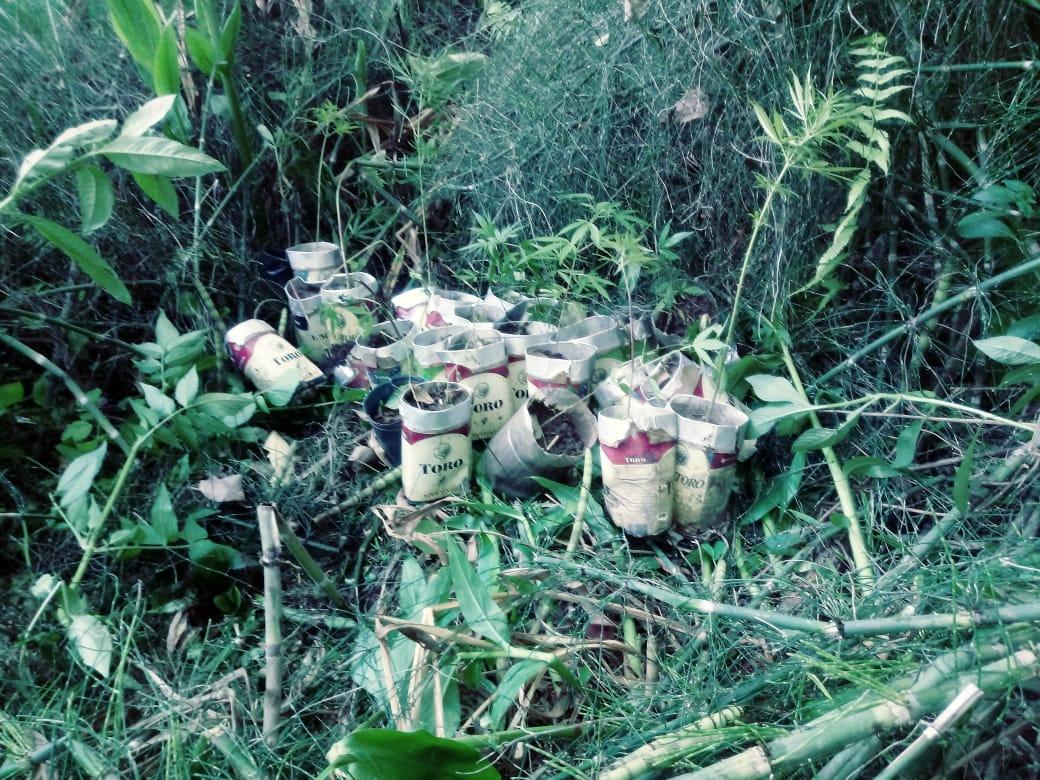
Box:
[166,610,196,655]
[196,474,245,503]
[623,0,650,22]
[372,501,451,561]
[672,87,709,124]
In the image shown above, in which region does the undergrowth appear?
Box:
[0,0,1039,778]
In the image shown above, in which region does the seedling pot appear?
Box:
[286,241,342,283]
[494,320,558,411]
[362,375,420,467]
[669,395,749,534]
[448,302,508,329]
[412,325,472,379]
[392,287,431,326]
[350,319,416,388]
[399,381,473,503]
[424,288,483,328]
[639,350,703,402]
[598,400,677,537]
[526,341,597,401]
[285,277,329,357]
[226,319,324,394]
[594,357,649,407]
[318,272,379,344]
[555,315,626,388]
[481,391,596,498]
[434,331,511,440]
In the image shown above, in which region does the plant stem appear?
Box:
[0,305,150,357]
[257,505,284,747]
[276,511,348,608]
[777,338,874,588]
[0,330,130,455]
[313,466,403,525]
[919,60,1038,73]
[565,449,593,555]
[811,253,1040,388]
[219,66,254,169]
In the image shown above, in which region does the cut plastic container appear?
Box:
[668,395,749,534]
[399,381,473,502]
[526,341,597,401]
[286,241,342,283]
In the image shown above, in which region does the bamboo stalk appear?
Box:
[312,466,403,525]
[0,331,130,455]
[811,254,1040,388]
[274,512,348,608]
[874,684,983,780]
[256,505,284,747]
[671,645,1040,780]
[813,736,881,780]
[600,707,742,780]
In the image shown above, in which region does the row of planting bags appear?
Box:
[226,241,753,537]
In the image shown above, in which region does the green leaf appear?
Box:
[220,1,242,59]
[956,212,1018,241]
[121,95,177,138]
[68,739,108,777]
[953,438,976,514]
[326,729,500,780]
[21,215,131,304]
[100,136,225,177]
[196,393,256,428]
[791,427,840,452]
[152,24,181,96]
[139,383,176,416]
[67,614,113,677]
[54,120,120,149]
[752,102,780,145]
[104,0,162,75]
[973,336,1040,366]
[845,456,901,479]
[56,443,107,509]
[75,165,115,235]
[891,419,924,470]
[184,27,218,74]
[132,172,179,217]
[489,660,546,729]
[746,374,806,405]
[189,538,245,573]
[447,539,510,647]
[154,309,180,349]
[0,381,24,411]
[174,365,200,407]
[150,484,179,543]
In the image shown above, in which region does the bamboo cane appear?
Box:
[256,505,284,747]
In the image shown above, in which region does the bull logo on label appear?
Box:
[434,441,452,461]
[474,381,491,400]
[675,444,688,466]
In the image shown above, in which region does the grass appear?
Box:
[1,0,1039,778]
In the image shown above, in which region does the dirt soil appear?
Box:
[405,381,468,411]
[531,401,585,455]
[496,320,538,335]
[442,331,495,351]
[362,329,396,348]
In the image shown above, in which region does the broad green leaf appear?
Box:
[220,1,242,59]
[489,660,546,729]
[120,95,177,138]
[746,374,806,405]
[100,136,225,177]
[953,438,976,514]
[68,614,113,677]
[21,215,131,304]
[189,538,245,573]
[174,365,200,407]
[196,392,256,428]
[326,729,500,780]
[56,443,107,509]
[195,0,222,42]
[150,484,179,543]
[132,172,179,217]
[891,419,924,470]
[154,309,180,349]
[139,383,176,416]
[104,0,162,75]
[956,212,1017,241]
[398,556,428,621]
[75,165,115,235]
[447,539,510,647]
[845,456,901,479]
[973,336,1040,366]
[791,427,840,452]
[184,27,218,74]
[476,532,500,588]
[152,25,181,96]
[0,381,24,410]
[68,739,108,777]
[52,119,119,149]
